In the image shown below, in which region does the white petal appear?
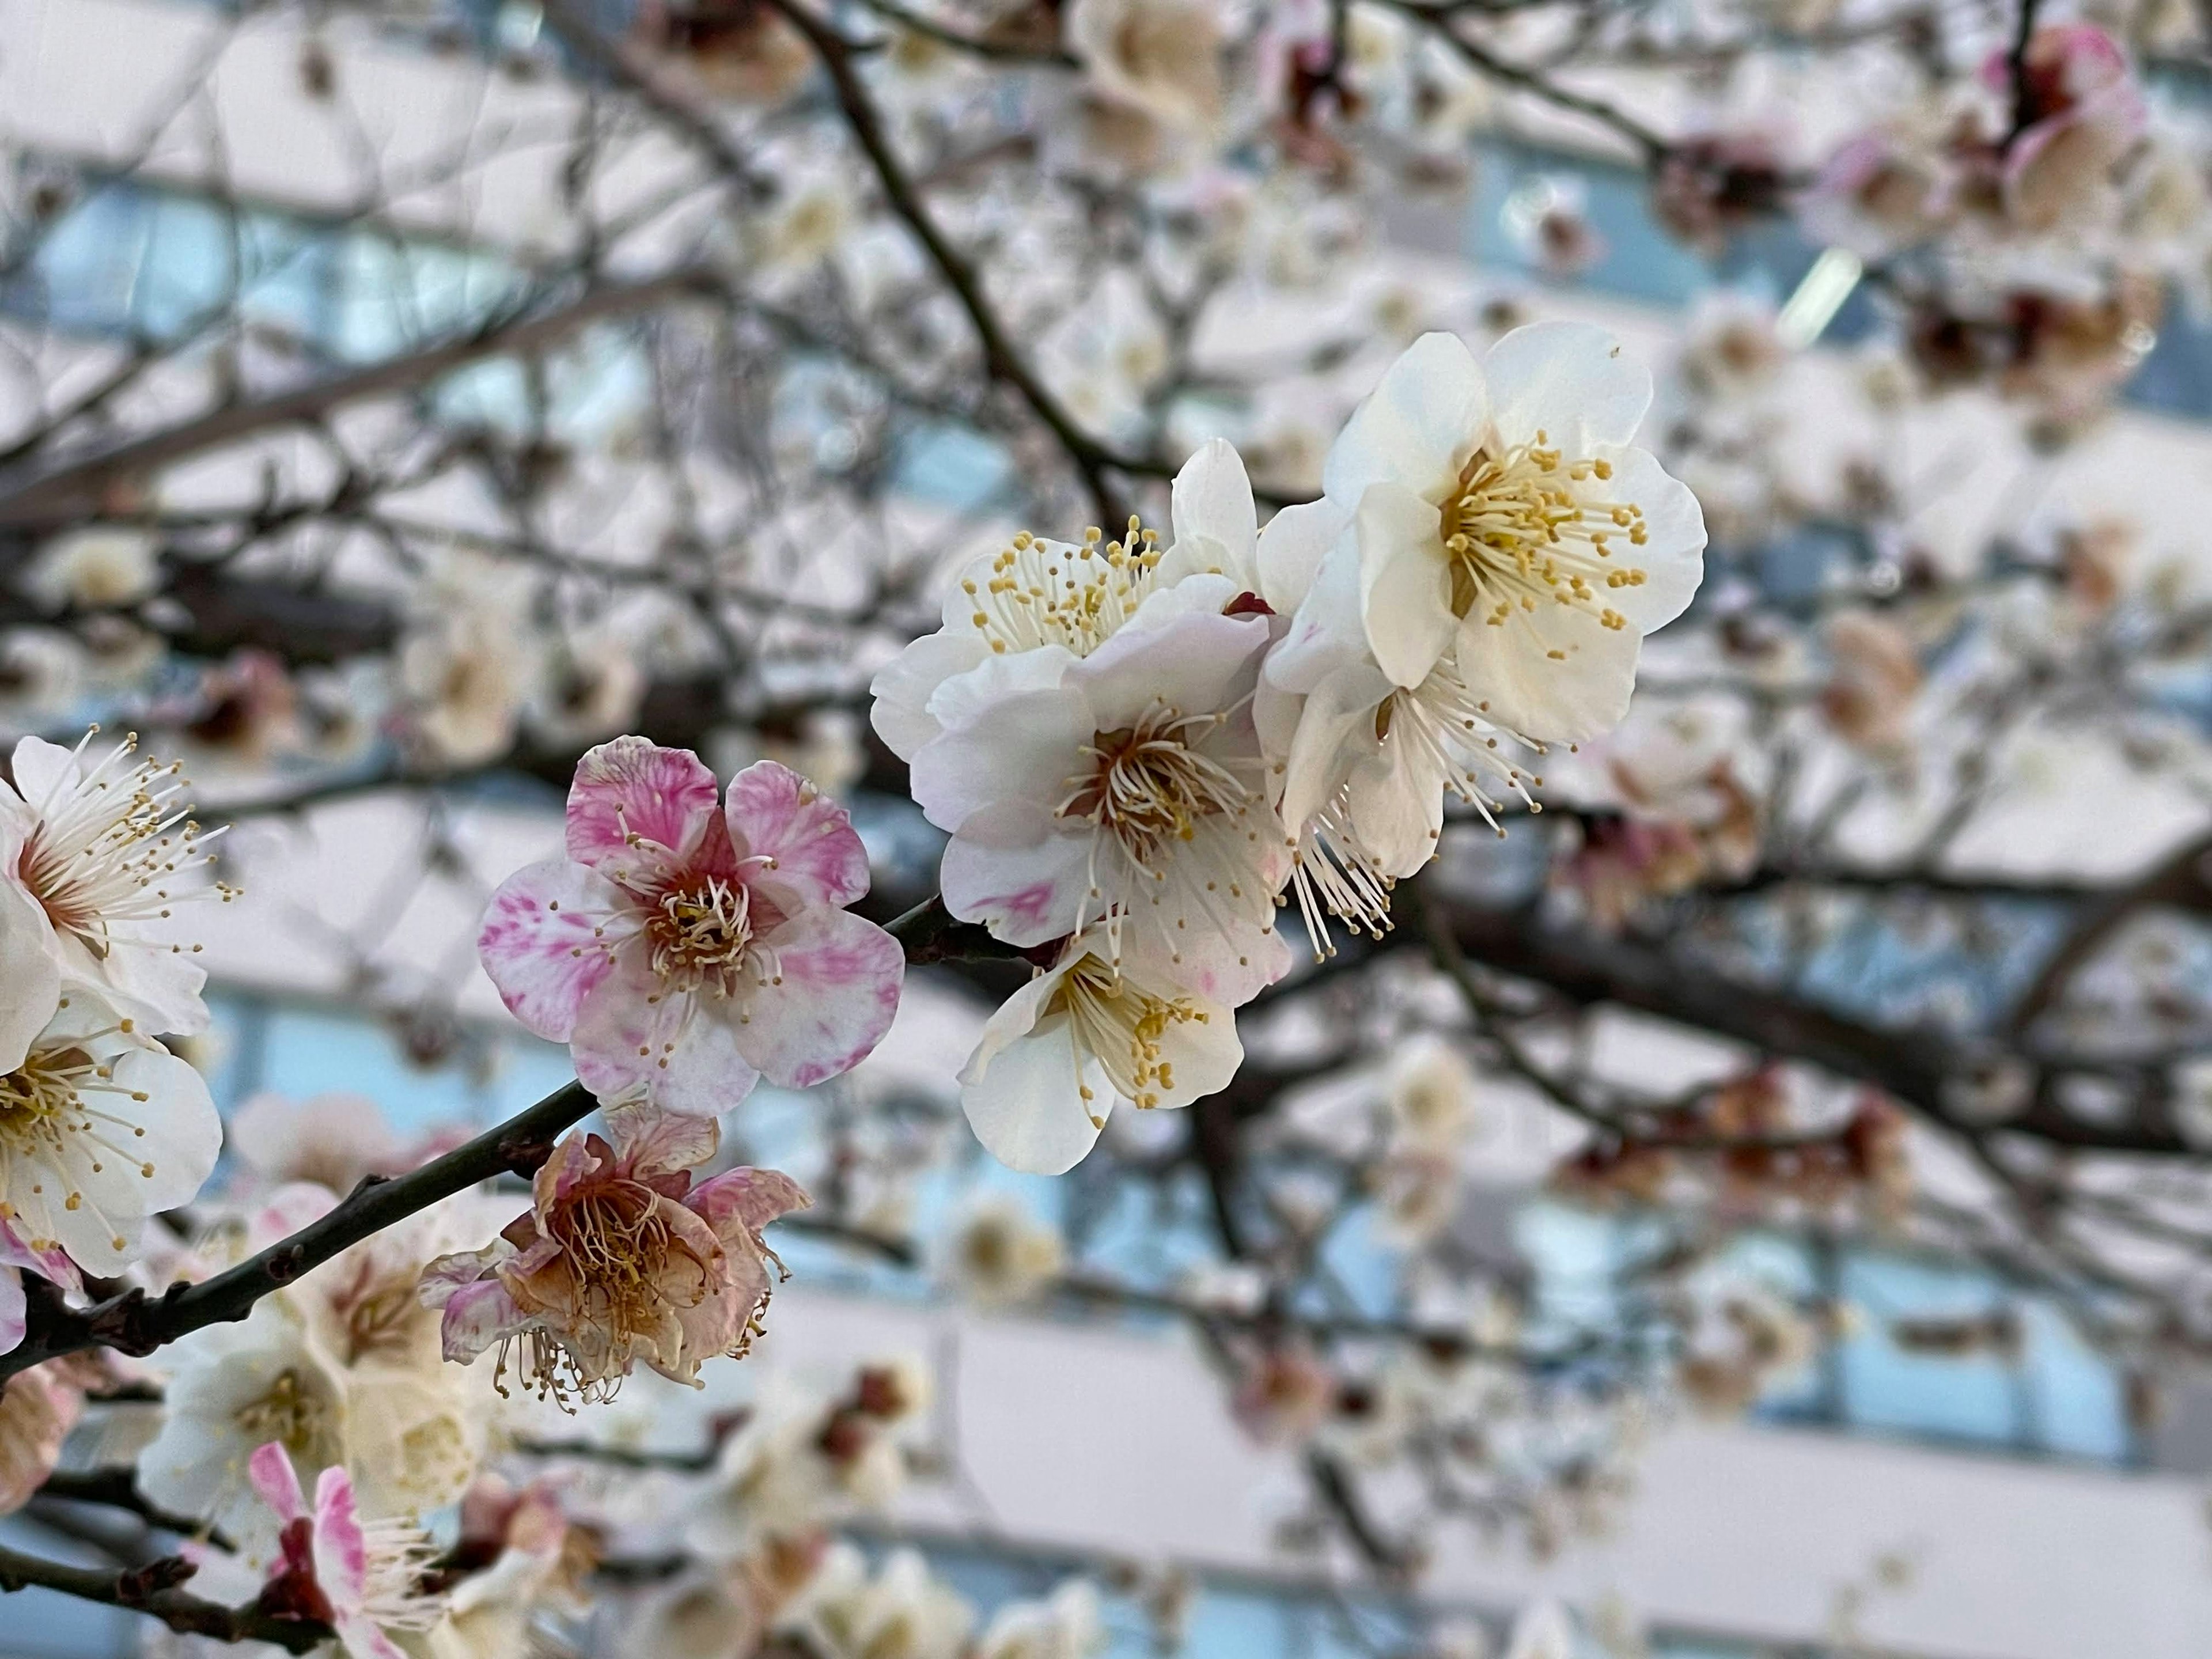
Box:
[1255,497,1350,615]
[1070,610,1268,731]
[1594,445,1707,632]
[1355,483,1456,690]
[939,812,1091,947]
[1485,321,1652,454]
[1323,332,1486,507]
[1454,605,1641,745]
[869,632,991,762]
[1165,438,1259,588]
[959,979,1110,1176]
[1279,662,1391,836]
[0,880,59,1074]
[1347,741,1446,878]
[908,680,1091,834]
[1145,994,1242,1110]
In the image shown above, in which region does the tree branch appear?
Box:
[0,1543,325,1654]
[0,269,722,532]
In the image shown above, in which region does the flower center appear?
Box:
[13,733,229,961]
[1058,709,1251,859]
[0,1031,156,1255]
[1442,434,1647,645]
[646,877,758,997]
[960,518,1164,657]
[234,1368,334,1462]
[1051,955,1207,1115]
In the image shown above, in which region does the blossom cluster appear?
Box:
[874,322,1706,1172]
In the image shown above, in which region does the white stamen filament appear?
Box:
[15,730,232,959]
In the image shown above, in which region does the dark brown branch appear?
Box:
[33,1468,229,1546]
[0,1543,325,1654]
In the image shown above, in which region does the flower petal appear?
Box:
[1355,483,1455,690]
[690,1165,812,1234]
[0,1268,23,1356]
[1597,449,1707,633]
[1323,332,1486,507]
[1279,660,1392,836]
[0,879,58,1075]
[571,967,763,1117]
[476,859,630,1041]
[604,1099,720,1174]
[1453,604,1642,745]
[1067,609,1269,732]
[310,1463,371,1606]
[1165,437,1259,587]
[1484,320,1653,454]
[1255,497,1350,616]
[938,808,1090,946]
[728,907,906,1089]
[248,1441,308,1525]
[566,737,722,870]
[869,631,991,762]
[434,1275,529,1362]
[959,975,1109,1176]
[724,760,872,914]
[910,676,1090,834]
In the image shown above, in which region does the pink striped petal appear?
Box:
[476,859,631,1041]
[311,1464,370,1605]
[571,964,763,1116]
[728,907,906,1089]
[566,737,721,870]
[605,1098,720,1175]
[724,760,872,912]
[248,1441,308,1524]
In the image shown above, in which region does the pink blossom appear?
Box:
[419,1102,809,1405]
[247,1441,438,1659]
[0,1354,99,1513]
[1982,24,2145,234]
[476,737,905,1113]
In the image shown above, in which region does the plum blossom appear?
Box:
[0,730,228,1036]
[1259,513,1545,949]
[421,1103,808,1406]
[476,738,904,1113]
[978,1580,1108,1659]
[909,589,1289,1001]
[687,1361,930,1556]
[959,929,1241,1175]
[1982,24,2146,237]
[246,1441,440,1659]
[940,1191,1066,1306]
[0,1354,98,1513]
[0,983,221,1278]
[774,1544,974,1659]
[1306,324,1705,743]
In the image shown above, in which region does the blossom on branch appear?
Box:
[420,1103,808,1406]
[246,1440,441,1659]
[476,738,905,1114]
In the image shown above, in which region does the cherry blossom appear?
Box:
[421,1103,808,1405]
[476,738,904,1113]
